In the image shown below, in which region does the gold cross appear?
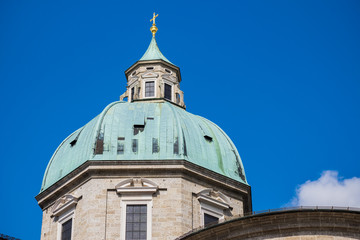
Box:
[150,12,158,25]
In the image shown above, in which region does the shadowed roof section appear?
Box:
[139,37,172,64]
[40,101,247,192]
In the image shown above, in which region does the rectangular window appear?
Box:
[131,87,135,101]
[204,213,218,226]
[61,219,72,240]
[164,83,172,100]
[145,81,155,97]
[117,137,125,154]
[126,205,147,240]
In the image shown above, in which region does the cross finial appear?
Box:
[150,12,158,25]
[149,12,159,37]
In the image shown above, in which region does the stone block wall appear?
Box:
[40,174,245,240]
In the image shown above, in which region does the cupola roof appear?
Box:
[139,37,172,64]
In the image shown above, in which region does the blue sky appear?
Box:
[1,0,360,239]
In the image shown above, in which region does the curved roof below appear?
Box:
[40,101,247,192]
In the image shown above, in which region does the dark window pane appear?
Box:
[127,205,134,213]
[140,214,147,222]
[131,87,135,101]
[126,223,133,231]
[133,232,140,239]
[204,213,219,226]
[61,219,72,240]
[126,205,147,240]
[140,223,147,231]
[140,232,146,239]
[145,81,155,97]
[164,83,172,100]
[140,205,147,213]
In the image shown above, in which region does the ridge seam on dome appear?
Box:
[40,127,83,192]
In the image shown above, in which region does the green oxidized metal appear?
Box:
[139,37,173,64]
[40,101,247,192]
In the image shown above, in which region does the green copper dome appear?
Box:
[40,101,247,192]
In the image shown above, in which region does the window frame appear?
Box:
[56,208,75,240]
[120,197,153,240]
[116,178,158,240]
[196,189,231,227]
[164,83,172,101]
[199,201,224,226]
[143,80,156,98]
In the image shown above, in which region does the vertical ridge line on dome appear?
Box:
[201,119,225,174]
[168,103,191,159]
[40,128,82,192]
[166,102,184,159]
[180,109,207,165]
[104,102,117,159]
[200,116,248,184]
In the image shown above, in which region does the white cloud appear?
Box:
[290,170,360,208]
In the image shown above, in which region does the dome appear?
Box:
[40,101,247,192]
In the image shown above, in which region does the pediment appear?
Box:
[51,194,79,217]
[162,74,176,82]
[197,189,231,210]
[115,178,159,195]
[141,72,159,78]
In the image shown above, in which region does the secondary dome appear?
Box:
[40,101,247,192]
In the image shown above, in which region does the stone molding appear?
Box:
[35,160,252,211]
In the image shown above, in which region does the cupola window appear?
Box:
[145,81,155,97]
[131,87,135,102]
[146,67,154,70]
[164,83,172,100]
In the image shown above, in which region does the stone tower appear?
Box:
[35,16,251,240]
